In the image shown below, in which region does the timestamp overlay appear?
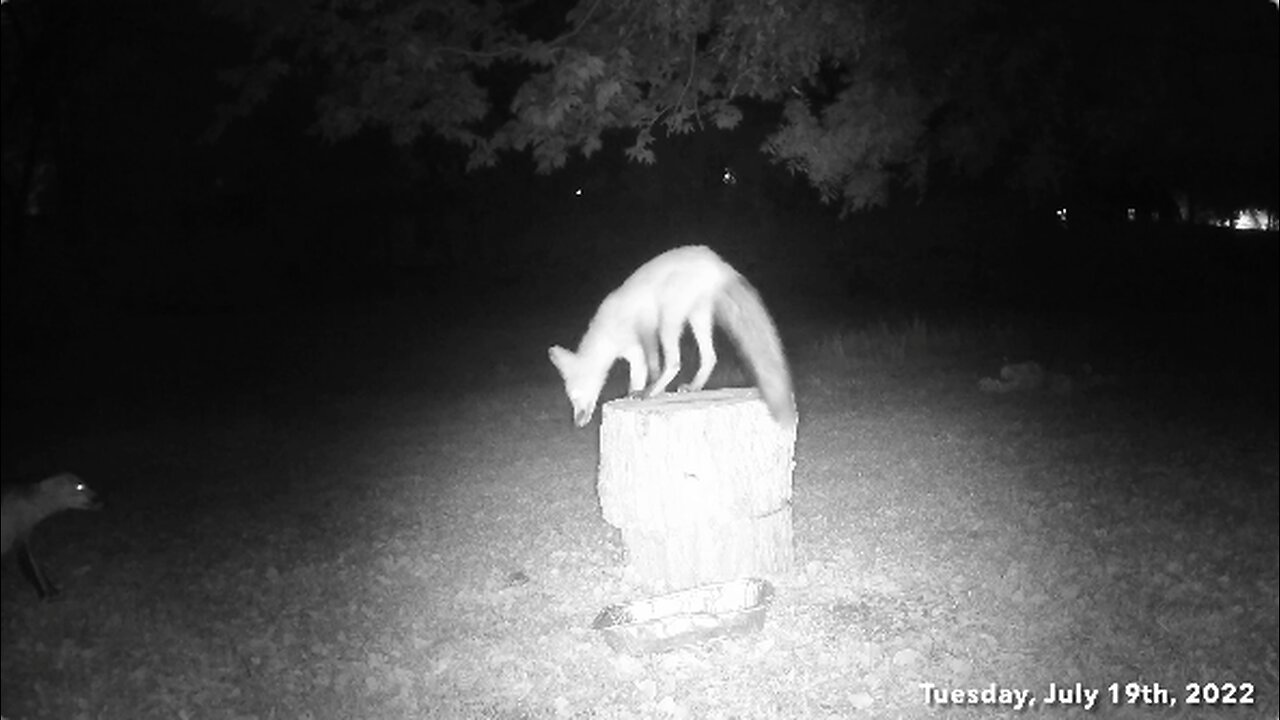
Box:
[920,680,1259,713]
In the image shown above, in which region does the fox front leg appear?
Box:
[623,345,649,398]
[15,541,60,600]
[641,333,661,388]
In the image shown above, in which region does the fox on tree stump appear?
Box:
[597,388,797,591]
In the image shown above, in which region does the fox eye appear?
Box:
[75,483,86,492]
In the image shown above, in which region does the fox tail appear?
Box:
[715,276,796,426]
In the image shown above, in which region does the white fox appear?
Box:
[549,245,795,427]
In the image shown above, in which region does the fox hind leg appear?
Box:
[645,319,684,397]
[680,306,716,392]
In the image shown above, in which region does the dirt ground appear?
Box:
[1,287,1276,719]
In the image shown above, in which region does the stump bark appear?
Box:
[598,388,797,591]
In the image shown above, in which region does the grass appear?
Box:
[809,315,1018,366]
[1,294,1276,719]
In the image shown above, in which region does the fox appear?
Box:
[1,472,102,600]
[548,245,795,428]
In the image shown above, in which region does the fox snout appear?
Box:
[78,485,104,511]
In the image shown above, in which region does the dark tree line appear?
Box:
[3,0,1276,248]
[205,0,1278,215]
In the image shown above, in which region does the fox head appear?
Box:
[548,345,605,427]
[41,473,103,512]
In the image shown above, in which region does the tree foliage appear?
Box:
[210,0,1279,214]
[210,0,905,210]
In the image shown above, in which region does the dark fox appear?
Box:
[1,473,102,600]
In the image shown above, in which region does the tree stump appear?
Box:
[598,388,797,591]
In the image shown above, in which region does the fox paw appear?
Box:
[677,383,704,393]
[640,385,671,399]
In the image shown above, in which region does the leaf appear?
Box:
[625,135,656,165]
[595,79,622,112]
[526,41,555,66]
[581,54,606,79]
[711,103,743,130]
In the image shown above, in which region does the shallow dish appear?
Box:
[591,577,775,655]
